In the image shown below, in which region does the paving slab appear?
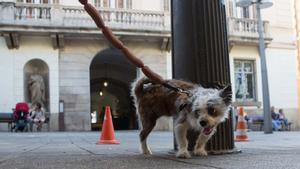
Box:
[0,131,299,169]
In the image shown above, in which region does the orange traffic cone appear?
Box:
[235,107,249,142]
[97,106,120,144]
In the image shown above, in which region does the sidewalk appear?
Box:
[0,131,300,169]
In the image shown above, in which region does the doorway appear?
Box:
[90,48,137,130]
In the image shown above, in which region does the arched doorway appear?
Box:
[90,48,137,130]
[24,59,50,111]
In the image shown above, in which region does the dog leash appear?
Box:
[78,0,190,96]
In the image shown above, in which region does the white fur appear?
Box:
[141,140,152,155]
[173,86,230,158]
[190,87,230,123]
[175,122,191,158]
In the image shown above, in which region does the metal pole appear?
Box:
[256,1,273,134]
[172,0,236,153]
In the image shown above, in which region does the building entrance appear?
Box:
[90,48,137,130]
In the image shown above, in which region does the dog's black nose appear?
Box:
[200,120,207,127]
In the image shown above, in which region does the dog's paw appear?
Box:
[193,149,208,156]
[176,150,191,158]
[142,148,152,155]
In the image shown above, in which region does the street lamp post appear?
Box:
[236,0,273,134]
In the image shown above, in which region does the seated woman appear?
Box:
[278,109,289,129]
[30,103,45,132]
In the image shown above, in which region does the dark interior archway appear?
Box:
[90,48,137,130]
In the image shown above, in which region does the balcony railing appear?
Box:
[227,17,271,43]
[0,3,170,32]
[1,3,271,45]
[62,6,166,30]
[15,3,51,20]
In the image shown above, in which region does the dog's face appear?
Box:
[186,85,232,135]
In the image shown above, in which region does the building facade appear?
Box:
[0,0,172,131]
[0,0,299,131]
[227,0,299,130]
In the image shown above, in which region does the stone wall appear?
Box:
[59,38,169,131]
[0,36,59,131]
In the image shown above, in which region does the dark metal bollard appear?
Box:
[171,0,237,154]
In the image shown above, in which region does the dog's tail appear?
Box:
[131,77,151,130]
[131,77,151,101]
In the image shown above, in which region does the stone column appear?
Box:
[51,4,63,26]
[172,0,236,154]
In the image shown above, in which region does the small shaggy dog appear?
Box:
[132,77,232,158]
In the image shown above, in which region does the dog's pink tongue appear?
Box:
[203,128,213,135]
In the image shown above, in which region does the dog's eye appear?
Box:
[194,110,201,118]
[207,107,217,116]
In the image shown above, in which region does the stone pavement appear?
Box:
[0,131,300,169]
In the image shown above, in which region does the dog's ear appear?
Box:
[219,85,232,106]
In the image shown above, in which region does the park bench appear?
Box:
[283,122,293,131]
[0,113,14,132]
[0,112,50,132]
[251,119,264,131]
[250,118,292,131]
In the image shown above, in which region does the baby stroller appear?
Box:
[13,102,29,132]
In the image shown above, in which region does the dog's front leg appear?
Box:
[193,128,216,156]
[175,123,191,158]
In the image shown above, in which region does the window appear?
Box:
[234,60,256,101]
[94,0,101,7]
[126,0,132,9]
[242,7,250,18]
[117,0,124,8]
[94,0,131,9]
[94,0,110,8]
[236,1,257,19]
[17,0,55,3]
[103,0,109,7]
[41,0,49,4]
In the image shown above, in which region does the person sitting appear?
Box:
[271,106,282,131]
[30,103,45,132]
[278,109,289,130]
[27,104,35,132]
